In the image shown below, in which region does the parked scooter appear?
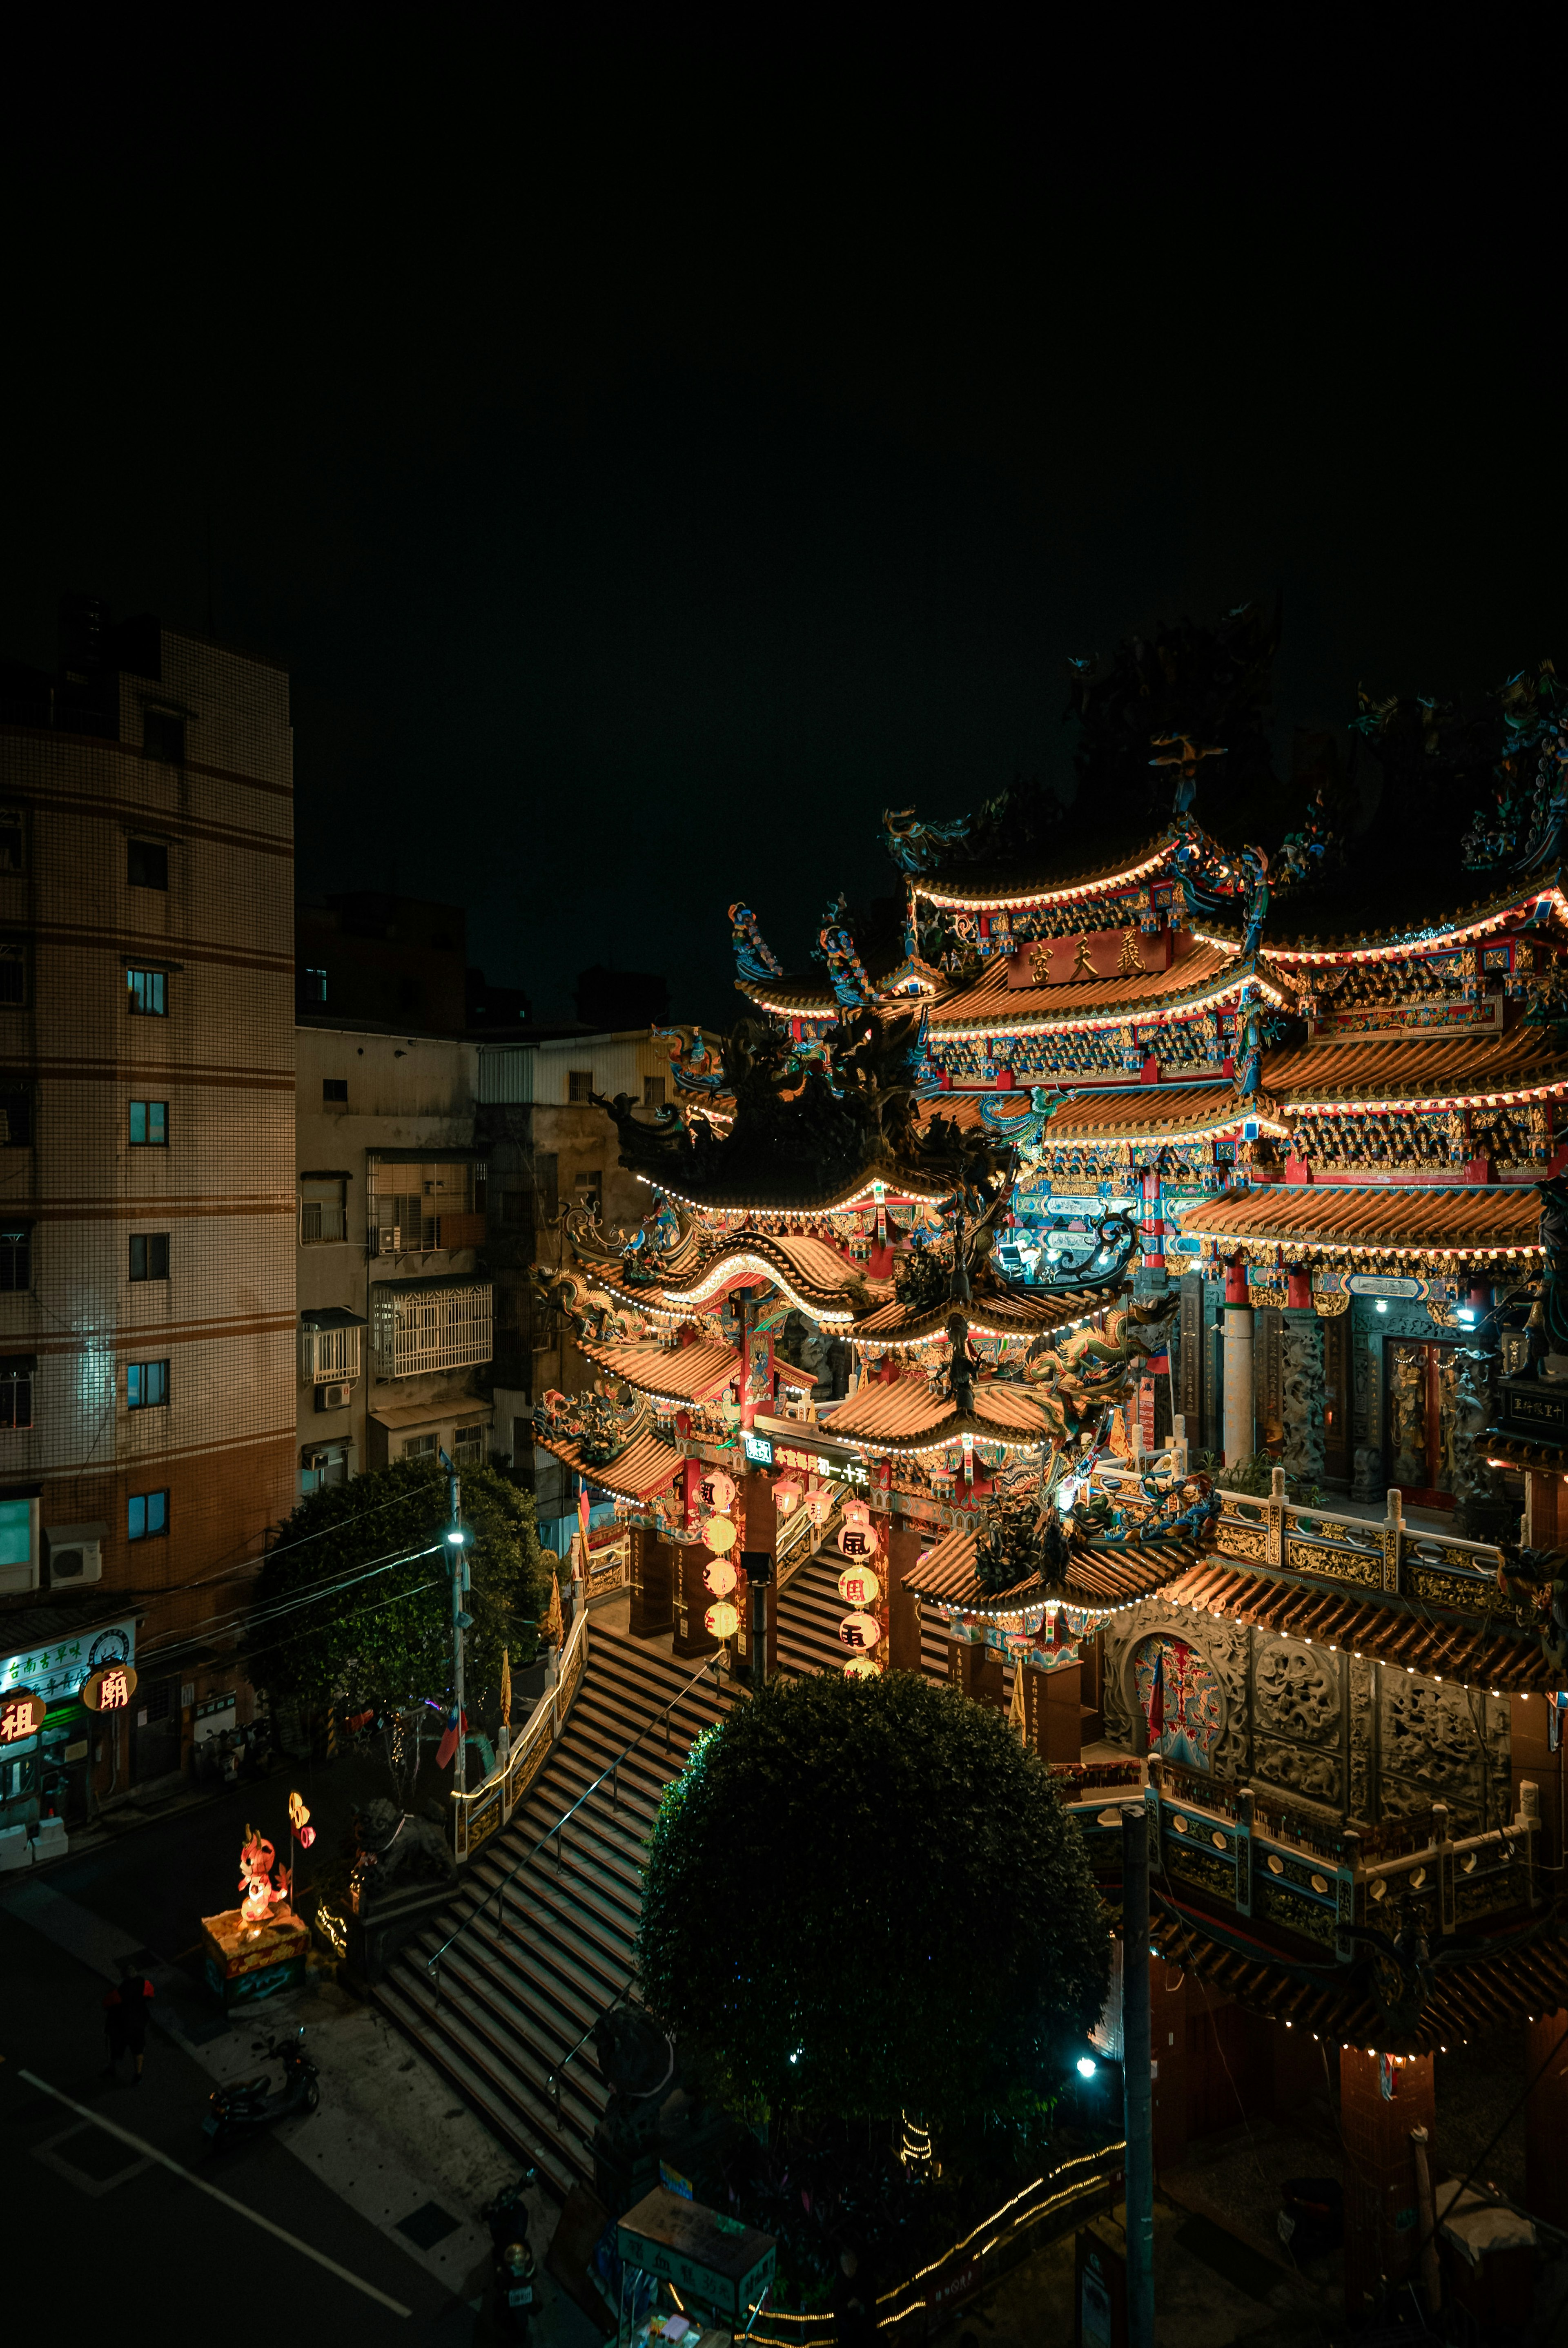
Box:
[203,2025,320,2150]
[482,2171,539,2341]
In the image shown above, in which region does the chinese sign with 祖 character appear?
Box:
[0,1689,45,1742]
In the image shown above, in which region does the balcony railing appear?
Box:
[300,1325,361,1385]
[370,1280,493,1379]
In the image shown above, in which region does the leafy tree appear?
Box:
[241,1458,550,1725]
[637,1672,1109,2130]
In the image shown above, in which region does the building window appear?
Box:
[370,1280,493,1378]
[300,1443,351,1495]
[299,1321,361,1383]
[322,1078,347,1102]
[0,1226,31,1292]
[0,944,27,1006]
[303,968,327,1004]
[454,1423,484,1459]
[567,1070,593,1104]
[128,1490,169,1541]
[0,812,24,874]
[0,1357,33,1429]
[128,839,168,890]
[127,968,167,1016]
[0,1090,31,1148]
[574,1168,603,1217]
[643,1074,665,1108]
[502,1189,528,1224]
[129,1233,169,1282]
[127,1360,170,1409]
[403,1432,439,1460]
[299,1181,347,1242]
[143,709,185,763]
[129,1100,168,1146]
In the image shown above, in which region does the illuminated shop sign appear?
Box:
[0,1618,136,1707]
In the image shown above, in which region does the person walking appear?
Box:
[102,1958,155,2084]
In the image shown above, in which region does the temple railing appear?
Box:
[1049,1752,1540,1961]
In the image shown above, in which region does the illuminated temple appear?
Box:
[527,619,1568,2314]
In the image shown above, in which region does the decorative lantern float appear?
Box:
[837,1611,881,1651]
[837,1563,881,1608]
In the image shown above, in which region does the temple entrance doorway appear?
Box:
[1385,1338,1467,1510]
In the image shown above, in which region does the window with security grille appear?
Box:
[300,1179,346,1242]
[0,1356,33,1428]
[0,1226,30,1291]
[567,1070,593,1103]
[127,1360,169,1409]
[370,1281,493,1378]
[127,968,167,1015]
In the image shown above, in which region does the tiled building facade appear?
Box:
[0,604,294,1805]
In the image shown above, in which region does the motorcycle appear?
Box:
[203,2025,320,2151]
[482,2171,539,2341]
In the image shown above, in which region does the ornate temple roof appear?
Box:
[576,1336,740,1405]
[643,1157,953,1215]
[1195,873,1568,962]
[1159,1558,1552,1692]
[1178,1181,1543,1268]
[904,1520,1201,1612]
[1266,1028,1568,1111]
[927,944,1285,1039]
[904,828,1177,912]
[851,1283,1112,1350]
[530,1424,685,1504]
[820,1376,1055,1452]
[1033,1085,1271,1146]
[656,1231,878,1325]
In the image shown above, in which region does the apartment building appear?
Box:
[477,1028,673,1537]
[0,595,294,1822]
[296,1019,493,1490]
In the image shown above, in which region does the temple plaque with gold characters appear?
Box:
[81,1662,139,1712]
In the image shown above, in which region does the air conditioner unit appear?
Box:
[46,1521,106,1586]
[315,1382,353,1411]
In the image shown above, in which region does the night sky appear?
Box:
[7,28,1561,1027]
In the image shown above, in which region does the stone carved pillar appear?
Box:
[1340,2047,1437,2323]
[1280,1306,1326,1486]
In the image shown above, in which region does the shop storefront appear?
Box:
[0,1614,136,1837]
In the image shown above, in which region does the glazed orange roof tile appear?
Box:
[1267,1028,1568,1108]
[576,1337,739,1404]
[1178,1181,1542,1264]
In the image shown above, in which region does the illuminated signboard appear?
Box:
[0,1618,135,1708]
[742,1432,773,1467]
[0,1688,45,1742]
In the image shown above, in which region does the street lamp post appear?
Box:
[444,1460,472,1797]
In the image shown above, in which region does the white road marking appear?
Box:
[18,2070,412,2316]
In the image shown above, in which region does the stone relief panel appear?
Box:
[1348,1653,1375,1820]
[1252,1733,1342,1809]
[1101,1599,1165,1751]
[1102,1603,1251,1778]
[1280,1317,1326,1485]
[1377,1673,1510,1834]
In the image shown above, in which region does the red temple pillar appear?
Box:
[1339,2047,1437,2322]
[882,1516,925,1674]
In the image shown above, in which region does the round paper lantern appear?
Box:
[774,1476,804,1514]
[837,1611,881,1651]
[706,1515,737,1554]
[704,1601,740,1639]
[837,1564,881,1607]
[804,1490,833,1528]
[842,1656,878,1679]
[699,1470,736,1515]
[837,1518,879,1561]
[704,1558,737,1597]
[841,1497,872,1530]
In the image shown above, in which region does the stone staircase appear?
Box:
[374,1629,733,2196]
[375,1574,976,2197]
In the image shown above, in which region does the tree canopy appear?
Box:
[637,1671,1109,2127]
[241,1458,550,1717]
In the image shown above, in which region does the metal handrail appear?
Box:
[427,1644,726,1999]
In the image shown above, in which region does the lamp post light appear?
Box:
[443,1458,472,1797]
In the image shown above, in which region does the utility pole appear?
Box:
[443,1454,471,1796]
[1121,1802,1155,2348]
